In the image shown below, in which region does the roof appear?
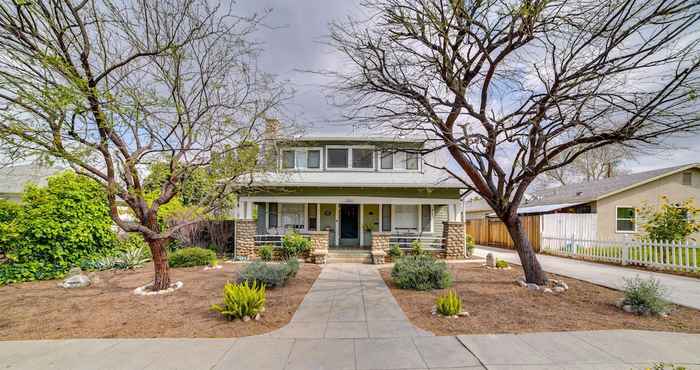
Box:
[0,164,64,195]
[277,135,426,144]
[524,163,700,208]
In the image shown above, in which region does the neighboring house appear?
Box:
[467,163,700,241]
[234,135,467,257]
[0,164,64,202]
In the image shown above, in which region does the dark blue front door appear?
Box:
[340,204,359,246]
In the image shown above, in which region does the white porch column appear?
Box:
[378,203,383,232]
[245,201,254,219]
[360,203,364,246]
[335,203,340,246]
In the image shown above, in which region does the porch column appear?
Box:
[235,219,256,260]
[308,231,330,264]
[359,203,364,247]
[371,232,390,264]
[442,221,466,260]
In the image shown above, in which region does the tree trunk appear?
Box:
[503,216,547,285]
[147,238,171,291]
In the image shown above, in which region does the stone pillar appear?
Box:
[371,232,390,264]
[443,221,466,259]
[235,219,256,260]
[307,231,330,264]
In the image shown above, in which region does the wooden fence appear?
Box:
[465,216,541,252]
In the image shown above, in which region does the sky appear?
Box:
[236,1,699,174]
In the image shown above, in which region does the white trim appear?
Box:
[316,203,321,231]
[416,204,421,233]
[378,203,383,231]
[615,205,637,234]
[335,203,340,246]
[325,145,376,171]
[360,203,364,246]
[239,195,458,205]
[377,149,422,173]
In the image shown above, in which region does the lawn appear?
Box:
[380,263,700,336]
[0,262,320,340]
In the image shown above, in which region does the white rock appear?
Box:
[553,286,566,293]
[543,288,553,294]
[517,280,528,288]
[485,253,496,268]
[243,316,251,322]
[458,311,470,317]
[557,282,569,290]
[622,305,635,313]
[526,283,541,291]
[61,274,90,288]
[254,313,261,321]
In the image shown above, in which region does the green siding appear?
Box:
[244,187,460,199]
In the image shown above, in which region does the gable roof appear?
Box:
[524,163,699,207]
[0,164,64,195]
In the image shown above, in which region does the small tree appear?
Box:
[328,0,700,284]
[640,198,699,241]
[0,1,289,290]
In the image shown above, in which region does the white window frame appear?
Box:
[278,147,323,171]
[615,206,637,234]
[325,145,376,171]
[419,204,434,234]
[377,150,422,173]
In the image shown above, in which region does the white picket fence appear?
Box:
[541,213,597,240]
[541,236,700,273]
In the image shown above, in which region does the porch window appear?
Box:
[308,203,318,231]
[616,207,636,233]
[381,151,393,169]
[352,148,374,168]
[281,203,305,230]
[382,204,392,231]
[394,204,418,232]
[268,203,278,228]
[327,148,348,168]
[421,205,432,232]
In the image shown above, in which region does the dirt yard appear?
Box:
[0,262,320,340]
[381,262,700,336]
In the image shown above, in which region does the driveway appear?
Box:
[1,263,699,369]
[474,245,700,310]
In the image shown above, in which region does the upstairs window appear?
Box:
[352,148,374,169]
[327,148,348,168]
[282,150,295,169]
[616,207,636,233]
[405,152,419,170]
[280,148,322,170]
[380,151,393,169]
[307,150,321,169]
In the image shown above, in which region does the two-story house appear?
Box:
[233,135,467,262]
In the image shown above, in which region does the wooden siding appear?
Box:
[465,216,541,252]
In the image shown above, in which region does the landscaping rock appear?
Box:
[557,281,569,290]
[516,280,527,287]
[254,313,261,321]
[553,286,566,293]
[526,283,541,292]
[485,253,496,268]
[458,311,470,317]
[622,305,634,313]
[60,274,90,288]
[614,298,626,308]
[133,281,183,296]
[243,315,251,322]
[543,288,553,294]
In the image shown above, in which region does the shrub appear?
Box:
[436,290,462,316]
[391,255,452,290]
[0,199,20,223]
[169,247,216,268]
[211,280,266,320]
[258,245,273,261]
[388,244,404,258]
[114,245,150,269]
[622,276,669,315]
[238,259,298,288]
[281,231,311,259]
[495,259,509,268]
[465,234,475,256]
[410,240,425,256]
[0,172,117,284]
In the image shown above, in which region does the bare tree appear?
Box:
[328,0,700,284]
[0,0,289,290]
[534,146,632,189]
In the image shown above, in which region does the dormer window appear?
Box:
[280,148,322,170]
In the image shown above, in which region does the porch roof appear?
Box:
[238,171,466,188]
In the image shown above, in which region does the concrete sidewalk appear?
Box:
[2,263,699,369]
[475,246,700,310]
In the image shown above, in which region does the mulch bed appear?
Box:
[380,263,700,336]
[0,263,320,340]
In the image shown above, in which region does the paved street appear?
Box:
[474,246,700,310]
[1,263,698,369]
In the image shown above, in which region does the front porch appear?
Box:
[234,195,467,262]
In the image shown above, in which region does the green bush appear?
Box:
[281,231,311,259]
[0,199,20,223]
[211,280,266,320]
[391,255,452,291]
[465,234,475,256]
[169,247,216,268]
[495,259,509,268]
[436,290,462,316]
[0,172,117,284]
[258,245,273,261]
[410,240,425,256]
[622,276,669,315]
[238,259,298,288]
[388,244,404,258]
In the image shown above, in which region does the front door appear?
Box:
[339,204,359,246]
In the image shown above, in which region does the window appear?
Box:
[352,148,374,168]
[307,150,321,169]
[394,204,419,231]
[308,203,318,231]
[421,205,432,232]
[616,207,636,233]
[405,152,419,170]
[280,203,305,230]
[282,150,295,169]
[268,203,278,228]
[382,204,392,231]
[380,151,393,169]
[327,148,348,168]
[682,172,692,186]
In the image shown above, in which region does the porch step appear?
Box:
[326,249,372,264]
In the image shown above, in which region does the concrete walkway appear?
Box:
[474,246,700,309]
[1,263,699,369]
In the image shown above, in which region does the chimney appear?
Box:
[262,118,281,168]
